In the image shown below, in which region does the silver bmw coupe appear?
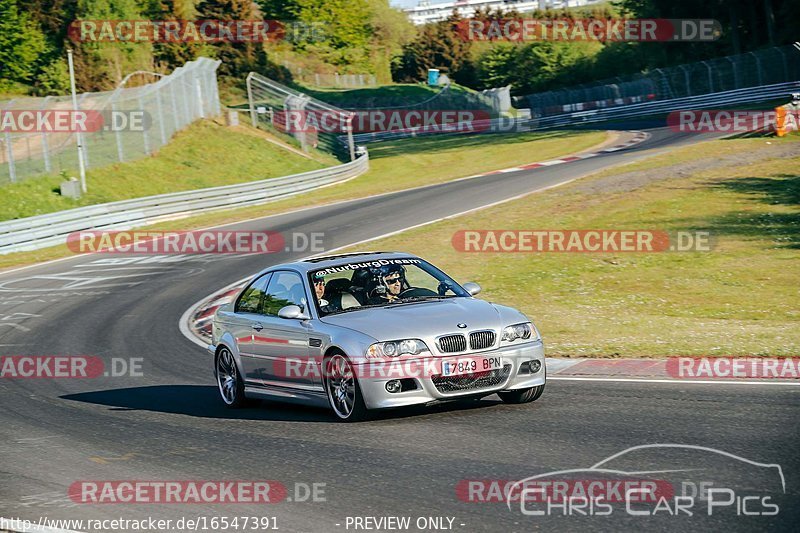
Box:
[210,252,545,421]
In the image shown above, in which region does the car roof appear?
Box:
[251,251,422,278]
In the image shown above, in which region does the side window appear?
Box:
[235,273,271,314]
[263,271,307,316]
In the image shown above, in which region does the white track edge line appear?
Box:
[548,377,800,385]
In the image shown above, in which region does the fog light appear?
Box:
[385,379,402,393]
[530,360,541,373]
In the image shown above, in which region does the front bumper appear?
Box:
[355,340,545,410]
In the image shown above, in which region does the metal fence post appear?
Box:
[195,77,205,119]
[138,95,150,155]
[112,96,125,162]
[727,57,741,89]
[4,131,15,183]
[679,65,691,96]
[169,71,181,132]
[155,84,167,145]
[749,51,763,86]
[346,115,355,161]
[297,95,309,151]
[204,66,215,116]
[180,70,192,125]
[246,73,258,127]
[40,97,52,173]
[776,47,789,80]
[211,62,222,116]
[78,93,90,169]
[702,61,714,93]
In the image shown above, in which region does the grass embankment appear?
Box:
[0,120,338,221]
[296,83,485,109]
[343,136,800,357]
[0,128,608,270]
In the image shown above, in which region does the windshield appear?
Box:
[309,258,469,317]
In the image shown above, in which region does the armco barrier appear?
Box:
[0,152,368,254]
[350,81,800,144]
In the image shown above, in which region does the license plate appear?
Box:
[441,356,502,377]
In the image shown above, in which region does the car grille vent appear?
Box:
[438,334,467,353]
[469,330,495,350]
[432,364,512,393]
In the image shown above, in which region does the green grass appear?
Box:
[0,120,338,220]
[294,83,487,110]
[341,136,800,358]
[299,83,437,103]
[0,128,608,270]
[358,130,606,196]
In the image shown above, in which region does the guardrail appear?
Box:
[350,81,800,144]
[4,80,796,254]
[0,152,369,254]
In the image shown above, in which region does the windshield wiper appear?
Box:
[392,295,449,305]
[324,303,385,316]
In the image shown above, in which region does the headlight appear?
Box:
[366,339,429,359]
[501,322,538,343]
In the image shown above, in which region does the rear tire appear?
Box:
[216,346,246,408]
[324,353,369,422]
[498,384,545,404]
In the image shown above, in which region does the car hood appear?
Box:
[319,297,526,341]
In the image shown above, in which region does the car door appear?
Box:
[250,270,315,391]
[231,272,271,388]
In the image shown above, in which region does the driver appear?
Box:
[367,264,407,304]
[312,272,333,313]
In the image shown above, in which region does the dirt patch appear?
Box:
[573,141,799,195]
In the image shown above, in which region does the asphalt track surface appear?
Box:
[0,126,797,532]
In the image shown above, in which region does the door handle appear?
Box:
[252,323,263,332]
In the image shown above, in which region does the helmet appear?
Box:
[377,264,405,279]
[350,268,372,288]
[375,264,406,295]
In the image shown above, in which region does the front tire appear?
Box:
[324,353,368,422]
[498,384,545,404]
[216,346,246,408]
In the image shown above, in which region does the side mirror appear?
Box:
[462,282,481,296]
[278,305,310,320]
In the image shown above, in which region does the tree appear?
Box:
[367,0,416,83]
[36,57,70,94]
[197,0,269,77]
[72,0,154,91]
[392,12,473,83]
[258,0,374,71]
[145,0,207,70]
[0,0,48,88]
